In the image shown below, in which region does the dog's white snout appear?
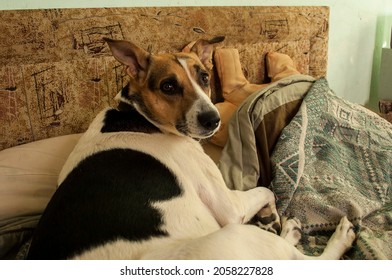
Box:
[197,110,221,131]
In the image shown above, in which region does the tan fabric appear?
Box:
[219,74,315,190]
[215,48,267,105]
[255,99,303,188]
[267,51,301,82]
[210,49,301,147]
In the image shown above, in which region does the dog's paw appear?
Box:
[280,216,302,246]
[330,216,356,249]
[251,203,281,235]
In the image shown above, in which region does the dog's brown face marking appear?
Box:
[143,53,202,133]
[105,38,221,138]
[145,52,219,137]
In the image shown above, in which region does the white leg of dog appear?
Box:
[74,224,299,260]
[138,223,305,260]
[75,216,355,260]
[303,216,356,260]
[199,183,280,228]
[279,217,302,246]
[196,158,281,229]
[230,187,278,224]
[163,216,355,260]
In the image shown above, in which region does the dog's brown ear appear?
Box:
[189,36,225,71]
[103,38,149,79]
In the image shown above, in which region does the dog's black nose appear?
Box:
[197,111,221,131]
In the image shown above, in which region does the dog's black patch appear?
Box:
[27,149,182,259]
[101,105,161,134]
[103,84,160,134]
[120,84,130,98]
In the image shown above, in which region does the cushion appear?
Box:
[0,133,81,259]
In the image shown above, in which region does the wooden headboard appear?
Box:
[0,6,329,150]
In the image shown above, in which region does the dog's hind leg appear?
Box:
[87,217,355,260]
[279,217,302,246]
[302,216,356,260]
[143,224,308,260]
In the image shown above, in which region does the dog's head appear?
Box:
[104,37,224,139]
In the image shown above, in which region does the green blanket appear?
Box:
[271,78,392,259]
[221,77,392,259]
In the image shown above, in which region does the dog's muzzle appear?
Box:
[183,99,221,139]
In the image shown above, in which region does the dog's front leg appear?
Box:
[230,187,276,224]
[197,152,280,231]
[198,172,277,226]
[227,187,282,234]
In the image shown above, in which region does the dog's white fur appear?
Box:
[57,38,355,260]
[66,115,355,260]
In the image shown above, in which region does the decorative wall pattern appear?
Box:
[0,6,329,150]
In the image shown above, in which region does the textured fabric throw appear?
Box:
[270,78,392,259]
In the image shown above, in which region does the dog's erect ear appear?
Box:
[189,36,225,71]
[103,38,149,79]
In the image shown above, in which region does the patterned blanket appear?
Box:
[221,77,392,259]
[271,78,392,259]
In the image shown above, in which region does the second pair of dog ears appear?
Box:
[182,36,226,71]
[181,36,226,52]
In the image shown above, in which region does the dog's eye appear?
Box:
[160,81,177,94]
[162,82,174,92]
[200,72,210,86]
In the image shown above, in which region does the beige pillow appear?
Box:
[0,134,81,221]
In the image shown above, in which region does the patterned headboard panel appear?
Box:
[0,6,329,150]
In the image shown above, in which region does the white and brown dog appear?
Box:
[27,37,355,260]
